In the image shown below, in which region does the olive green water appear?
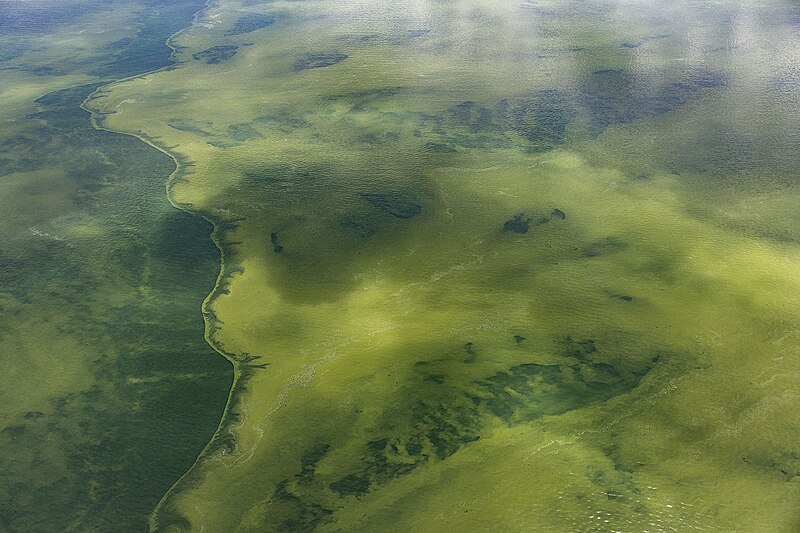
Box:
[4,0,800,531]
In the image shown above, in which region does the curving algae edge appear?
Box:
[81,112,249,531]
[80,6,249,531]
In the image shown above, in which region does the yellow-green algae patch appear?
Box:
[89,0,800,531]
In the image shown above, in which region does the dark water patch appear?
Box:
[422,91,574,152]
[535,46,585,57]
[200,122,264,147]
[193,45,239,64]
[254,112,310,132]
[504,213,532,233]
[228,122,263,142]
[330,473,371,496]
[356,33,383,42]
[448,101,500,134]
[560,337,598,360]
[295,444,330,485]
[464,342,477,363]
[207,139,240,148]
[359,192,422,219]
[341,217,376,238]
[424,141,457,153]
[271,232,284,253]
[357,131,401,145]
[292,52,348,71]
[474,363,563,422]
[773,453,800,481]
[502,211,554,234]
[582,68,728,134]
[473,355,656,425]
[582,69,640,131]
[272,480,334,531]
[225,13,276,36]
[503,208,567,230]
[502,90,576,149]
[581,236,629,258]
[359,398,480,483]
[621,34,671,49]
[169,118,212,136]
[1,425,26,439]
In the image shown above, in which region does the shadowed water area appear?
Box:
[4,0,800,531]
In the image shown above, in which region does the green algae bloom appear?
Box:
[3,0,800,531]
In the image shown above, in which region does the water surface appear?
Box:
[3,0,800,531]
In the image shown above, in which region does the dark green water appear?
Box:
[0,1,232,531]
